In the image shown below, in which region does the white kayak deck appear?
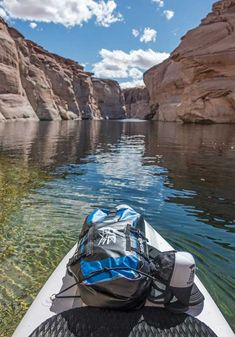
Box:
[12,222,234,337]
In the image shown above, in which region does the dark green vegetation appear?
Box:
[0,121,234,336]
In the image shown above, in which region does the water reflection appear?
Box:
[143,123,235,231]
[0,121,234,229]
[0,120,234,334]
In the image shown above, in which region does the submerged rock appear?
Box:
[0,18,126,121]
[144,0,235,124]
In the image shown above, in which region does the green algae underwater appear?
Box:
[0,157,54,337]
[0,153,88,337]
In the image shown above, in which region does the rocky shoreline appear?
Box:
[143,0,235,124]
[124,0,235,123]
[0,18,126,121]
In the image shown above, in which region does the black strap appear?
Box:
[52,266,158,301]
[86,226,95,256]
[130,227,148,241]
[131,247,150,262]
[125,224,131,251]
[50,281,81,300]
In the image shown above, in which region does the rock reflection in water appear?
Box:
[0,120,234,334]
[0,121,234,229]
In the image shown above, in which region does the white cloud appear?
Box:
[81,62,89,68]
[163,10,174,20]
[140,27,157,43]
[120,79,145,89]
[93,48,169,77]
[29,22,37,29]
[92,48,169,87]
[0,0,123,27]
[132,28,139,38]
[90,0,122,27]
[152,0,164,7]
[0,6,8,19]
[129,67,143,80]
[132,27,157,44]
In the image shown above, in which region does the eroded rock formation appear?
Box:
[123,87,152,119]
[92,79,125,119]
[0,18,126,121]
[144,0,235,123]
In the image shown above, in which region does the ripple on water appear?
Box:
[0,121,234,335]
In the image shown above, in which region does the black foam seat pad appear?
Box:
[29,307,218,337]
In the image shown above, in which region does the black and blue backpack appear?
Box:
[67,205,151,310]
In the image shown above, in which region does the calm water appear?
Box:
[0,120,234,336]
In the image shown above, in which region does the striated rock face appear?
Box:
[0,18,126,121]
[93,79,126,119]
[123,87,151,119]
[144,0,235,124]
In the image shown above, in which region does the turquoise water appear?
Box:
[0,120,234,335]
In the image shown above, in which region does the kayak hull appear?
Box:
[12,221,234,337]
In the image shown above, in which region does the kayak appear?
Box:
[12,216,234,337]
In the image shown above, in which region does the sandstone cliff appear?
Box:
[144,0,235,123]
[0,18,126,121]
[123,87,152,119]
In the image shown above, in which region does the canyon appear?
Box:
[123,87,151,120]
[0,18,126,121]
[143,0,235,123]
[1,0,235,123]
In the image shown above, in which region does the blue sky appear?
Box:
[0,0,215,87]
